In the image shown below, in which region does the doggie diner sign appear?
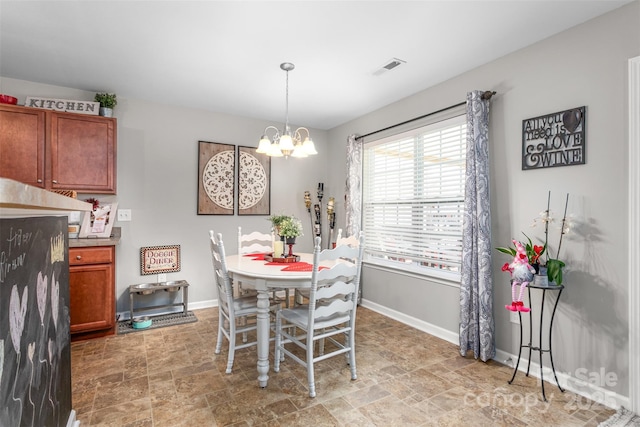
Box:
[522,106,586,170]
[140,245,181,275]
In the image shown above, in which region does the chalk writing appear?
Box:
[50,233,65,264]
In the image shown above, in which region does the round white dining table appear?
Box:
[224,253,317,388]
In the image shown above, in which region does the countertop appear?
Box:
[0,177,93,215]
[69,227,121,247]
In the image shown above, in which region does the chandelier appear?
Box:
[256,62,317,158]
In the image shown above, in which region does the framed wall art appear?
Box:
[78,201,118,238]
[522,106,586,170]
[198,140,235,215]
[237,145,271,215]
[140,245,181,275]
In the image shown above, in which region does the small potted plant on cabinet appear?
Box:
[94,93,117,117]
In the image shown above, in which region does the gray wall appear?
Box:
[0,77,332,311]
[1,0,638,399]
[328,1,639,397]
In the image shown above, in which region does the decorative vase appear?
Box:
[533,266,548,286]
[285,237,296,257]
[99,107,113,117]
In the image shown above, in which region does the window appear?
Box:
[362,114,466,280]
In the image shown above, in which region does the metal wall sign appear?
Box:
[522,106,586,170]
[140,245,181,275]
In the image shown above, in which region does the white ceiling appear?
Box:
[0,1,631,130]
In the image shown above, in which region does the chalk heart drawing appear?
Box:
[37,272,48,325]
[51,272,59,329]
[28,342,35,362]
[10,285,28,354]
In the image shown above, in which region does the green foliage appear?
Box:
[278,216,303,238]
[546,258,566,285]
[94,92,117,108]
[268,215,290,227]
[496,233,546,265]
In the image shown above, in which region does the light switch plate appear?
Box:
[510,311,520,324]
[157,273,167,283]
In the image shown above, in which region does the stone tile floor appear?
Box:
[71,306,615,426]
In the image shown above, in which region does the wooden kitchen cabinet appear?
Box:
[0,105,46,188]
[69,246,116,339]
[0,104,117,194]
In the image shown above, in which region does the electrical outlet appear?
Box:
[510,311,520,324]
[117,209,132,221]
[157,273,167,283]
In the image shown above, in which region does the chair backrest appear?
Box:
[238,226,273,254]
[308,233,364,327]
[335,228,360,248]
[209,230,234,318]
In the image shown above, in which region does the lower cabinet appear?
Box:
[69,246,116,339]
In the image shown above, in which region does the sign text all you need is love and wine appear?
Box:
[522,106,586,170]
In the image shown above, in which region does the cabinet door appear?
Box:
[69,261,115,333]
[0,105,46,187]
[50,112,116,193]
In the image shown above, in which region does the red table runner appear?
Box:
[264,261,327,272]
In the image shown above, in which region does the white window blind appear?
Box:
[362,114,467,278]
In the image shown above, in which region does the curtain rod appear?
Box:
[356,90,496,141]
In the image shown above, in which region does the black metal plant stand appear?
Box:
[508,283,565,401]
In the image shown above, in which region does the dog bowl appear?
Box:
[0,94,18,105]
[132,316,152,329]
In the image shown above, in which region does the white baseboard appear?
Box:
[491,350,628,410]
[360,298,628,410]
[359,298,459,345]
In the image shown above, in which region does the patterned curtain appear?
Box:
[345,134,362,237]
[459,90,495,361]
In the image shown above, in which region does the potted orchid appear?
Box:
[532,192,570,286]
[497,192,570,286]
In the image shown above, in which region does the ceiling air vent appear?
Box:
[373,58,406,76]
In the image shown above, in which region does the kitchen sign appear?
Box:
[25,96,100,115]
[140,245,181,275]
[522,106,586,170]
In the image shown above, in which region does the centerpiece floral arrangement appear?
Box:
[268,215,303,240]
[496,191,571,286]
[277,216,303,240]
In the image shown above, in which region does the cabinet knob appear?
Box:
[52,180,58,184]
[37,179,43,183]
[76,255,82,260]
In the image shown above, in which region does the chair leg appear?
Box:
[349,331,357,380]
[226,317,236,374]
[241,315,248,343]
[274,313,282,372]
[307,339,316,398]
[215,313,224,354]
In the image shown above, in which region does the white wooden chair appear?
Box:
[294,228,360,305]
[209,230,277,374]
[274,233,364,398]
[238,226,290,306]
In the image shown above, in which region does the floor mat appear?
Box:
[117,311,198,334]
[599,407,640,427]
